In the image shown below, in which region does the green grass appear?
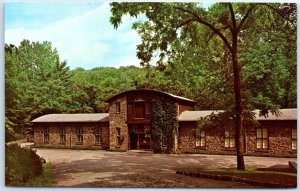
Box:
[26,163,55,187]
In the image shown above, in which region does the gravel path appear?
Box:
[36,149,296,188]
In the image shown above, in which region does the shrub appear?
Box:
[5,144,43,186]
[26,163,54,187]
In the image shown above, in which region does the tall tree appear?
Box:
[5,40,75,139]
[110,2,296,170]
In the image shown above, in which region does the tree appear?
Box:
[110,2,296,170]
[5,40,76,139]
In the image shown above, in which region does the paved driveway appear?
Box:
[36,148,296,188]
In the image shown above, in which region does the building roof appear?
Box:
[106,89,196,104]
[254,108,297,121]
[178,108,297,122]
[32,113,109,123]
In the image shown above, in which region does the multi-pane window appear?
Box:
[196,128,205,147]
[59,127,66,143]
[116,128,121,145]
[256,128,268,149]
[225,129,235,148]
[292,128,297,150]
[76,127,83,144]
[116,102,120,113]
[95,127,101,145]
[43,127,49,143]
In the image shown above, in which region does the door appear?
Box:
[134,101,145,118]
[130,133,138,150]
[139,134,151,150]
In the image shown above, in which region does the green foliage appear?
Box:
[26,163,54,187]
[5,145,43,186]
[5,3,296,150]
[150,99,164,152]
[151,99,178,153]
[5,40,78,140]
[110,3,296,169]
[109,2,296,115]
[5,117,20,142]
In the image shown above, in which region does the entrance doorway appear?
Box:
[129,125,152,150]
[130,133,138,149]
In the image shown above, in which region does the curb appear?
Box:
[176,171,297,188]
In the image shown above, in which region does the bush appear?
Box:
[5,144,43,186]
[26,163,54,187]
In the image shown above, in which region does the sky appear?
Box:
[5,2,144,69]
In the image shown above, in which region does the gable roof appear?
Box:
[32,113,109,123]
[178,108,297,122]
[106,89,196,104]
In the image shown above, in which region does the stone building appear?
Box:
[33,89,297,157]
[33,114,109,150]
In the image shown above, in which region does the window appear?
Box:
[225,129,235,148]
[130,126,137,133]
[196,128,205,147]
[116,128,121,146]
[256,128,268,149]
[43,127,49,143]
[292,128,297,150]
[95,127,101,145]
[59,127,66,143]
[145,126,151,138]
[127,103,133,117]
[116,102,120,113]
[76,127,83,144]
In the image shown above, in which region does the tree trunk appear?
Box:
[231,31,245,171]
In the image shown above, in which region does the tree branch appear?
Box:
[175,18,198,32]
[228,3,237,31]
[207,32,215,43]
[173,6,233,53]
[237,5,256,33]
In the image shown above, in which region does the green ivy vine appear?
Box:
[151,99,178,153]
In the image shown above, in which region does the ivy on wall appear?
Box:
[151,99,178,153]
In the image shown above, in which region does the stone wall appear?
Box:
[108,95,128,151]
[246,121,297,157]
[178,121,235,155]
[34,122,109,150]
[179,121,297,157]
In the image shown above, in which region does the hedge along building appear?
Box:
[33,89,297,157]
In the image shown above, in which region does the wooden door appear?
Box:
[134,101,145,118]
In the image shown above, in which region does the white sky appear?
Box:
[5,2,143,69]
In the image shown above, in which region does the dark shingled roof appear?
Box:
[106,89,196,104]
[32,113,109,123]
[178,108,297,122]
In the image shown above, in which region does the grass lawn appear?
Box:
[176,167,297,187]
[26,162,54,187]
